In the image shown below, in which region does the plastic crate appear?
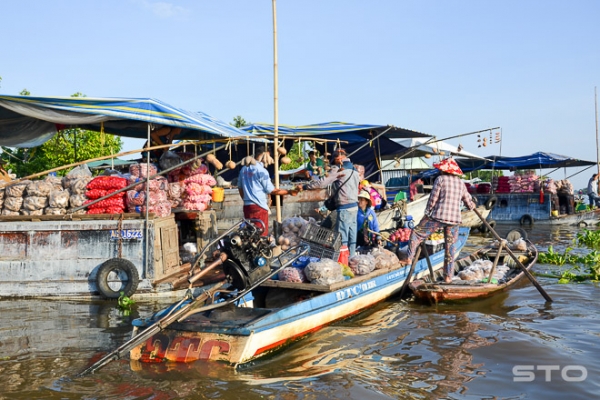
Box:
[299,223,342,260]
[299,223,342,249]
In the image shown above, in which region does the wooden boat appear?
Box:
[460,205,493,232]
[127,226,471,366]
[409,235,538,303]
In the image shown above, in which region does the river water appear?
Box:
[0,224,598,399]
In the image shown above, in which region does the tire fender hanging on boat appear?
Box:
[485,196,498,210]
[96,258,140,299]
[519,214,534,226]
[479,219,496,233]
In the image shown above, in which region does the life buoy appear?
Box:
[96,258,140,299]
[485,196,498,210]
[519,214,534,226]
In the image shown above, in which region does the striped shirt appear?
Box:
[425,175,476,224]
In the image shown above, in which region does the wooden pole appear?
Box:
[595,87,599,194]
[272,0,282,223]
[471,207,552,302]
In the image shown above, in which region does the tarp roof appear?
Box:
[240,122,431,141]
[418,151,597,179]
[0,95,254,148]
[394,137,485,159]
[455,152,596,172]
[381,158,430,171]
[239,122,431,181]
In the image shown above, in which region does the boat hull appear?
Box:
[409,242,538,303]
[130,227,471,365]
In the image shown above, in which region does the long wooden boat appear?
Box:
[128,227,471,366]
[409,237,538,303]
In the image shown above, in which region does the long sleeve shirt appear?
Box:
[588,178,598,196]
[303,160,359,209]
[357,207,380,236]
[238,162,275,211]
[425,174,476,225]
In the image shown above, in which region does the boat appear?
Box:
[409,229,538,303]
[453,152,600,226]
[460,205,493,232]
[125,224,471,366]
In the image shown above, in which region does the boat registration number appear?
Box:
[110,229,144,240]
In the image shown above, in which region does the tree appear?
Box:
[231,115,247,128]
[19,89,30,96]
[1,92,123,177]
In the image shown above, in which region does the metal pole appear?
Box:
[144,124,151,276]
[272,0,281,223]
[595,87,599,193]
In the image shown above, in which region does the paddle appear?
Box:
[399,245,421,297]
[471,207,553,302]
[419,242,436,281]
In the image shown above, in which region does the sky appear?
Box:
[1,0,599,189]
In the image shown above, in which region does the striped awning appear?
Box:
[240,122,430,142]
[0,95,254,147]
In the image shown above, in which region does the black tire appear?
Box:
[506,227,528,242]
[519,214,534,226]
[471,195,479,207]
[479,220,496,233]
[485,196,498,210]
[96,258,139,299]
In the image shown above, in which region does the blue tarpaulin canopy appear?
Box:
[455,152,596,172]
[0,95,254,148]
[240,122,431,180]
[419,152,597,179]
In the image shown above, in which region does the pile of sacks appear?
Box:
[84,176,128,214]
[457,259,510,282]
[126,163,172,217]
[490,238,527,251]
[507,172,539,193]
[1,173,84,216]
[167,156,216,211]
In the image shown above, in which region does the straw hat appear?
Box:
[433,157,463,176]
[358,190,372,206]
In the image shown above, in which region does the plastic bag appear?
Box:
[48,190,70,208]
[66,164,92,178]
[5,181,30,198]
[3,196,23,211]
[45,207,67,215]
[305,258,344,284]
[348,254,376,275]
[159,151,183,171]
[278,267,307,283]
[370,247,399,269]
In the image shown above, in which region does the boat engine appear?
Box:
[219,222,273,291]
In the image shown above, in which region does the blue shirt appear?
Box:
[238,162,275,211]
[357,207,380,235]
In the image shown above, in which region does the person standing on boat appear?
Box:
[357,189,381,247]
[238,146,298,236]
[401,157,476,283]
[296,148,360,257]
[587,174,600,208]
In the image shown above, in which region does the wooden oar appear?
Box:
[471,207,553,302]
[399,245,421,297]
[419,242,436,281]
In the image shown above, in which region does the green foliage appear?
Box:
[117,291,136,316]
[0,92,122,177]
[19,89,30,96]
[280,142,307,171]
[537,230,600,283]
[231,116,247,128]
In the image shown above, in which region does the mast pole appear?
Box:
[272,0,282,223]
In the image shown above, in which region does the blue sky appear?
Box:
[1,0,599,189]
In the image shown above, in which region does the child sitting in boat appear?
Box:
[359,180,385,210]
[357,189,381,247]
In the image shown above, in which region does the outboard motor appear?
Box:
[218,221,274,291]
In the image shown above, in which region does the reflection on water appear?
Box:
[0,224,599,399]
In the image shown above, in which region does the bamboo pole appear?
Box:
[595,87,599,194]
[272,0,282,223]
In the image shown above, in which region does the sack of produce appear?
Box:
[348,254,376,275]
[159,151,183,171]
[22,196,49,211]
[5,180,30,198]
[45,207,67,215]
[305,258,344,285]
[278,267,307,283]
[26,180,53,197]
[3,196,23,211]
[44,176,64,191]
[370,247,399,269]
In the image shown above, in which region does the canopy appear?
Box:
[381,157,430,171]
[241,122,430,140]
[240,122,431,181]
[455,152,596,172]
[394,137,484,160]
[0,95,254,148]
[418,151,597,179]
